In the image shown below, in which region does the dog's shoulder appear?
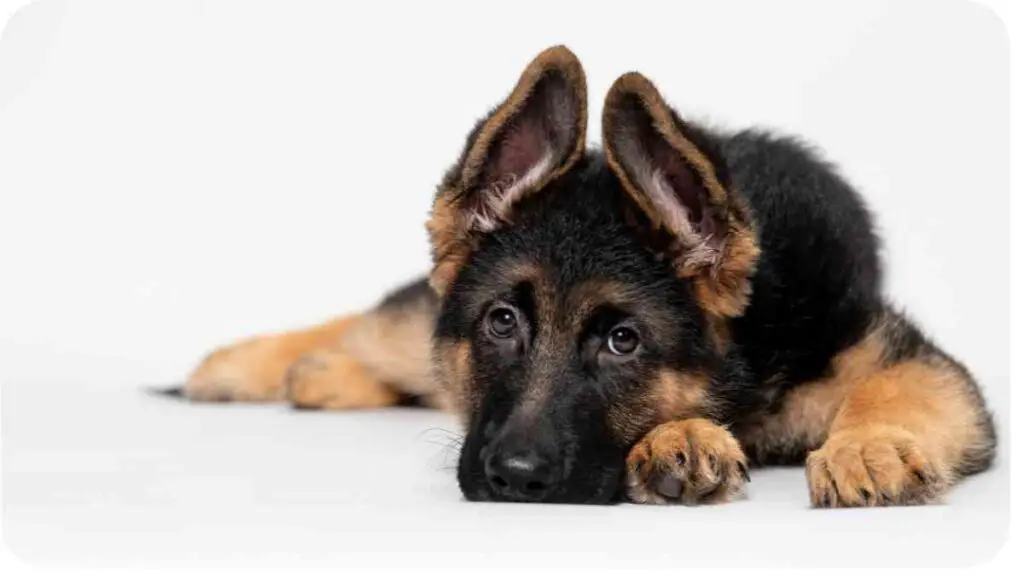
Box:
[715,127,885,396]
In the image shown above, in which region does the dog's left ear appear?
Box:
[603,72,759,318]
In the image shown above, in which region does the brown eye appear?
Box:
[606,326,640,355]
[487,308,518,338]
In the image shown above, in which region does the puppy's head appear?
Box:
[427,46,759,504]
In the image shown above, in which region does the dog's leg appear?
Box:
[185,279,444,410]
[806,359,994,507]
[804,314,996,508]
[283,344,402,410]
[184,316,395,406]
[284,305,444,410]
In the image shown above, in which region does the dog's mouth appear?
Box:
[455,435,624,505]
[459,475,624,505]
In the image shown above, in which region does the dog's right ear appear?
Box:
[427,45,588,295]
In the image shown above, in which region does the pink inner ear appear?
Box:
[469,116,555,233]
[485,116,549,187]
[609,94,715,245]
[648,137,706,233]
[463,71,579,233]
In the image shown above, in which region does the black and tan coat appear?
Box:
[178,46,996,507]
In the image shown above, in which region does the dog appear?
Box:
[173,45,996,506]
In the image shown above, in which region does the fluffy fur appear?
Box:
[179,46,996,507]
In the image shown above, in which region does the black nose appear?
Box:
[484,449,558,502]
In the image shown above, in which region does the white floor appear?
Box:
[2,382,1009,571]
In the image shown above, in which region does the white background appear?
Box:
[0,0,1014,572]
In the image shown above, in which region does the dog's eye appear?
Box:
[487,308,518,338]
[606,326,640,356]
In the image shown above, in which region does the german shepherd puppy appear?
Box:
[177,46,996,506]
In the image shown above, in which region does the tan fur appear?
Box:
[690,225,759,317]
[705,313,731,356]
[735,328,888,464]
[186,308,445,411]
[626,418,749,505]
[341,302,439,398]
[425,203,467,296]
[427,45,588,296]
[286,350,399,410]
[185,316,358,402]
[608,369,712,448]
[434,338,473,424]
[725,317,989,508]
[806,356,987,507]
[654,369,712,422]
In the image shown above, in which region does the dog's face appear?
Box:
[427,46,758,504]
[435,188,718,503]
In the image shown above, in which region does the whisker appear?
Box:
[417,427,466,471]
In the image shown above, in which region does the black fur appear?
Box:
[378,276,435,310]
[428,120,885,502]
[399,121,994,504]
[723,130,881,398]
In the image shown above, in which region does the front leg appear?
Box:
[626,418,750,505]
[806,355,996,508]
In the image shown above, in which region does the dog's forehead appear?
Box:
[467,240,643,298]
[455,158,683,311]
[463,247,679,330]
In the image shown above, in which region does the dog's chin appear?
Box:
[457,464,623,505]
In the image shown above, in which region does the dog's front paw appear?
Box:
[626,419,750,505]
[806,426,949,508]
